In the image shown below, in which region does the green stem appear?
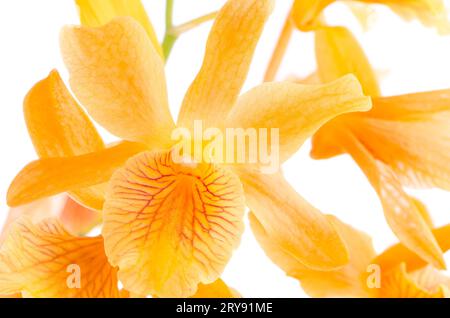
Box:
[162,0,177,60]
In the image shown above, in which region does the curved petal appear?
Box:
[374,224,450,273]
[102,150,245,297]
[226,75,371,163]
[191,279,241,298]
[60,17,174,146]
[314,26,380,96]
[237,167,349,270]
[7,142,146,207]
[178,0,274,127]
[339,128,445,269]
[376,263,447,298]
[292,0,450,33]
[0,219,119,297]
[250,213,374,297]
[75,0,163,56]
[59,197,101,235]
[24,70,106,210]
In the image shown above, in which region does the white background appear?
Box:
[1,0,450,297]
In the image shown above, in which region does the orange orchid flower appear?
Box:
[4,0,371,298]
[292,0,450,33]
[307,25,450,270]
[251,211,450,298]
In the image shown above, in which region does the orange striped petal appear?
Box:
[339,129,445,269]
[75,0,163,56]
[315,26,380,96]
[0,219,119,298]
[250,213,375,297]
[7,142,146,207]
[60,17,174,146]
[178,0,274,127]
[237,167,348,270]
[24,70,106,210]
[376,263,448,298]
[102,150,245,297]
[226,75,371,163]
[191,279,241,298]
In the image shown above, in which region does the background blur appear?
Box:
[1,0,450,297]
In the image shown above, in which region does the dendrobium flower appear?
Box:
[4,0,371,298]
[251,212,450,297]
[310,25,450,269]
[292,0,450,33]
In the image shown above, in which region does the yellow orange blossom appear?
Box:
[292,0,450,33]
[4,0,372,297]
[308,25,450,269]
[251,212,450,297]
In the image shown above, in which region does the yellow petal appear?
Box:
[292,0,450,33]
[59,196,101,235]
[374,224,450,273]
[177,0,274,127]
[250,213,375,297]
[191,279,241,298]
[376,263,448,298]
[315,26,380,97]
[76,0,163,56]
[60,17,174,146]
[24,70,107,210]
[0,218,119,297]
[102,150,245,297]
[0,197,59,245]
[339,128,445,269]
[226,75,371,163]
[353,112,450,191]
[237,167,348,270]
[8,142,146,207]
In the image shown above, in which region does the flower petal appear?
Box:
[60,17,174,146]
[339,129,445,269]
[292,0,332,31]
[177,0,274,127]
[102,150,245,297]
[236,167,348,270]
[191,279,241,298]
[0,218,119,297]
[59,196,101,235]
[250,213,375,297]
[75,0,163,56]
[7,142,146,207]
[315,26,380,97]
[226,75,371,163]
[376,263,447,298]
[24,70,107,210]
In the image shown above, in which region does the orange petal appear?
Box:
[0,218,119,297]
[191,279,241,298]
[250,213,375,297]
[8,142,146,207]
[237,167,348,270]
[75,0,163,56]
[59,196,101,235]
[353,111,450,191]
[24,70,107,210]
[0,197,61,245]
[376,263,448,298]
[178,0,274,127]
[102,150,245,297]
[226,75,371,163]
[292,0,333,31]
[315,26,380,97]
[339,128,445,269]
[60,17,174,146]
[374,224,450,273]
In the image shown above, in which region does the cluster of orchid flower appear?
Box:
[1,0,450,298]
